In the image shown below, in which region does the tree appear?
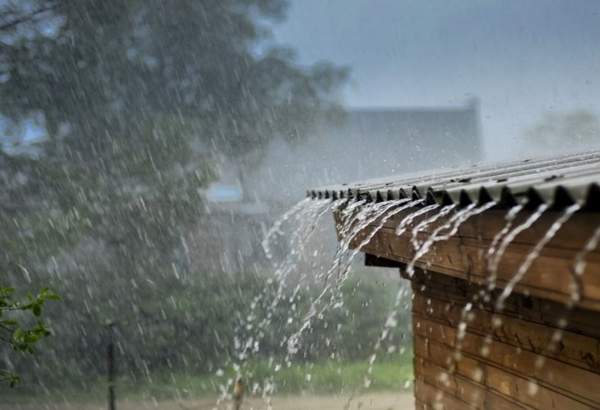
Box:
[0,286,59,386]
[525,110,600,150]
[0,0,347,386]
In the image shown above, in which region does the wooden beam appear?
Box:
[335,208,600,311]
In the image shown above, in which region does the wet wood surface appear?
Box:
[335,206,600,311]
[412,270,600,410]
[333,203,600,408]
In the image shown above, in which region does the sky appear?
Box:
[272,0,600,161]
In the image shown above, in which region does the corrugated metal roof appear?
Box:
[307,150,600,210]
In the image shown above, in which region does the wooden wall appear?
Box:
[411,269,600,409]
[333,203,600,407]
[341,208,600,311]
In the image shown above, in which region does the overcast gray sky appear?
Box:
[273,0,600,160]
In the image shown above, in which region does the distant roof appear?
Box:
[315,101,482,170]
[205,183,243,203]
[308,150,600,211]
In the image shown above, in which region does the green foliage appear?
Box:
[2,355,413,405]
[525,110,600,148]
[0,286,59,386]
[0,0,347,391]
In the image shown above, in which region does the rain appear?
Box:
[2,1,600,410]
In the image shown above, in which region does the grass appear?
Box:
[2,352,413,405]
[146,353,414,399]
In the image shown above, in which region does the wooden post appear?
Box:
[107,322,116,410]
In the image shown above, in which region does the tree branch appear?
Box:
[0,4,56,32]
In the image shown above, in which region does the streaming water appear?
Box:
[571,223,600,306]
[437,205,524,374]
[409,204,457,250]
[214,197,375,406]
[343,202,466,407]
[446,203,550,372]
[321,199,370,278]
[324,199,421,325]
[346,201,495,408]
[406,202,497,278]
[446,202,580,384]
[231,193,588,408]
[485,204,524,290]
[262,197,312,259]
[487,203,549,293]
[284,199,421,363]
[495,203,580,311]
[336,199,419,282]
[538,219,600,362]
[395,203,440,236]
[216,198,336,406]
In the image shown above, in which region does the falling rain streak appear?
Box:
[495,203,581,311]
[254,189,600,404]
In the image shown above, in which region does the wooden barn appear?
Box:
[309,151,600,409]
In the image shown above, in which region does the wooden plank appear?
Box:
[415,338,596,410]
[414,377,480,410]
[411,270,600,339]
[350,224,600,310]
[412,293,600,373]
[413,316,600,406]
[414,355,487,409]
[375,209,600,253]
[335,206,600,310]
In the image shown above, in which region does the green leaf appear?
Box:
[32,303,42,317]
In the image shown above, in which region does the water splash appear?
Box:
[485,204,524,285]
[570,222,600,306]
[285,199,421,361]
[537,218,600,363]
[346,202,453,393]
[395,203,439,236]
[409,204,457,250]
[318,200,400,285]
[406,202,497,277]
[337,199,420,281]
[262,197,312,259]
[323,199,421,325]
[349,201,497,408]
[217,198,339,405]
[495,203,580,311]
[343,285,410,410]
[240,199,338,346]
[487,203,549,293]
[450,203,549,377]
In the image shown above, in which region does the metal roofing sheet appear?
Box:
[307,150,600,210]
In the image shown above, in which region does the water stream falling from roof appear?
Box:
[537,219,600,364]
[442,201,580,388]
[487,203,550,293]
[336,199,417,283]
[237,198,336,359]
[395,204,440,236]
[409,204,457,251]
[216,198,334,407]
[436,203,524,376]
[572,223,600,306]
[405,201,497,278]
[284,199,418,361]
[262,197,312,260]
[227,189,597,408]
[495,203,581,311]
[485,204,524,288]
[445,203,551,375]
